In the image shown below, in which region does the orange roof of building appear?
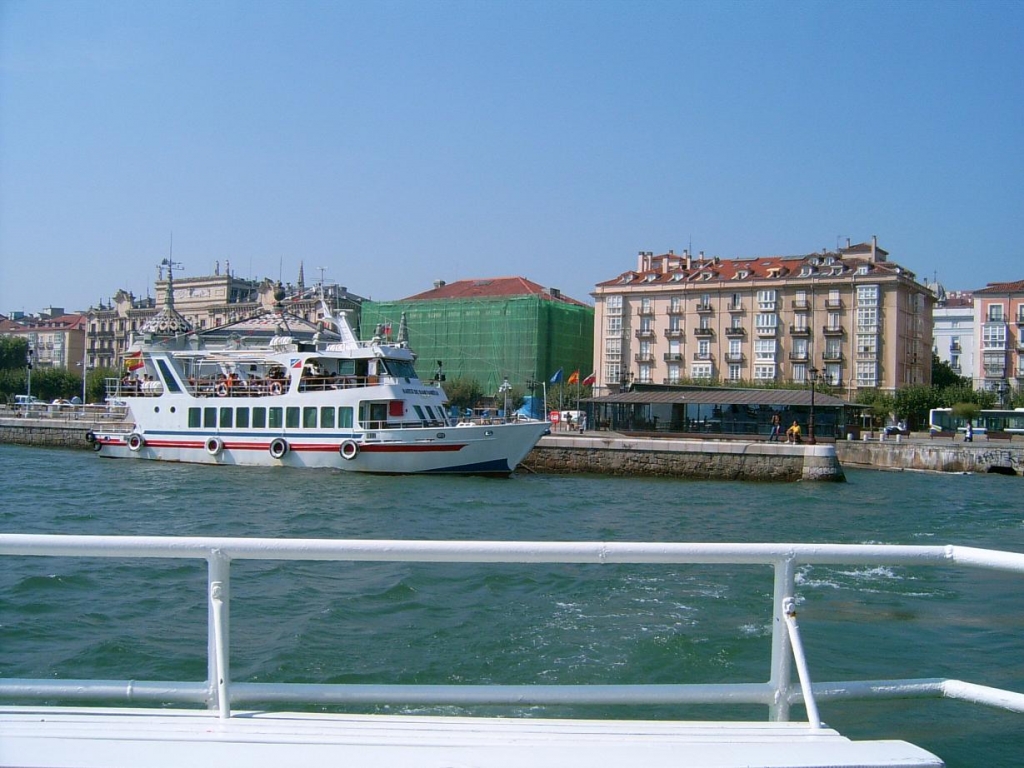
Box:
[403,277,589,306]
[974,279,1024,295]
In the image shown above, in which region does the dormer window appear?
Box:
[829,266,843,276]
[856,265,870,276]
[799,266,814,277]
[644,274,657,283]
[766,268,780,279]
[824,255,835,265]
[734,270,749,280]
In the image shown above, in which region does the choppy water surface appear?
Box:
[2,444,1023,766]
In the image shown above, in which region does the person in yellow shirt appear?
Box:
[786,420,802,443]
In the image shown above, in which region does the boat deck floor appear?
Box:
[0,707,943,768]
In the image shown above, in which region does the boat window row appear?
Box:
[188,406,355,430]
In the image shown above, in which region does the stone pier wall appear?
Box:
[836,438,1023,475]
[526,435,845,482]
[0,416,103,449]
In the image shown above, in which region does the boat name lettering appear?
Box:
[402,388,442,397]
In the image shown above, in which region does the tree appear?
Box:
[951,402,981,426]
[931,353,969,389]
[892,385,935,430]
[444,377,484,412]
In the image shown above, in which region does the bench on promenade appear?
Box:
[986,431,1013,442]
[929,430,957,440]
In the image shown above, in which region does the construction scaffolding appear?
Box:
[360,296,594,395]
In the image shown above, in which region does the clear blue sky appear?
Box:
[2,0,1022,315]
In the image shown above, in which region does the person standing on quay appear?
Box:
[769,413,781,441]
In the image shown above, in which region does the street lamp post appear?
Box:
[26,345,33,400]
[499,377,512,423]
[808,366,820,444]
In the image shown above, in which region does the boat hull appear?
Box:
[93,420,548,476]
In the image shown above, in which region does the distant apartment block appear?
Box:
[591,238,933,397]
[972,279,1024,401]
[929,287,974,379]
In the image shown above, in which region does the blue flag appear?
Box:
[549,368,563,384]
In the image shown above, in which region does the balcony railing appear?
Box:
[634,329,657,340]
[724,352,745,363]
[788,352,809,362]
[634,353,655,363]
[666,305,684,316]
[724,326,746,337]
[822,325,844,336]
[727,302,744,313]
[791,300,810,310]
[825,298,844,309]
[693,351,714,361]
[664,328,685,339]
[693,327,714,337]
[822,352,844,362]
[663,353,684,362]
[789,325,811,336]
[637,307,655,317]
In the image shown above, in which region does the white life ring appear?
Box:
[127,433,145,452]
[215,383,229,397]
[270,381,284,395]
[206,437,223,455]
[340,440,359,460]
[269,438,288,459]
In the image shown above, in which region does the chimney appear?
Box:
[685,249,692,270]
[433,280,446,289]
[637,251,646,271]
[549,287,561,299]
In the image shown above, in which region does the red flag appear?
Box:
[567,370,580,384]
[582,372,596,386]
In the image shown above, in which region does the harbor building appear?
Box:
[359,277,594,395]
[0,309,87,372]
[591,238,933,398]
[972,279,1024,402]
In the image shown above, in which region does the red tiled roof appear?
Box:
[974,280,1024,295]
[403,277,589,306]
[595,250,909,288]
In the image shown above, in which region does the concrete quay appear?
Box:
[526,434,845,482]
[835,433,1023,476]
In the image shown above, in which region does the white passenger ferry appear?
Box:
[89,282,548,474]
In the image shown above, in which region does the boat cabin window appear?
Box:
[320,407,335,429]
[286,407,300,429]
[188,408,201,428]
[303,407,317,428]
[362,402,389,426]
[155,359,184,393]
[220,407,233,428]
[269,407,283,429]
[252,407,267,429]
[204,407,217,428]
[379,359,417,379]
[236,408,250,428]
[339,406,353,428]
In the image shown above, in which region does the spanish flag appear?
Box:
[124,351,144,371]
[567,370,580,385]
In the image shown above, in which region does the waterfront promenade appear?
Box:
[1,409,1020,478]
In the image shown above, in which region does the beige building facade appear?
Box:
[972,279,1024,402]
[592,238,933,398]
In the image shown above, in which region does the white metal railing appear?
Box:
[3,535,1024,724]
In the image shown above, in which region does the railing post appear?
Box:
[208,549,231,718]
[768,556,796,721]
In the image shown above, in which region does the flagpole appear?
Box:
[543,382,548,421]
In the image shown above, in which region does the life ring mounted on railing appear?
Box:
[269,381,284,396]
[269,438,289,459]
[206,437,224,456]
[215,383,229,398]
[340,440,359,460]
[127,433,145,452]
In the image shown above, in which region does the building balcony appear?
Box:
[724,326,746,337]
[724,352,745,363]
[789,325,811,336]
[822,325,845,336]
[634,353,656,363]
[949,342,962,352]
[695,303,713,314]
[693,351,714,362]
[825,298,844,309]
[664,328,685,339]
[634,329,657,340]
[663,352,684,362]
[666,306,684,316]
[791,299,810,310]
[822,352,844,362]
[984,367,1006,378]
[789,352,809,362]
[637,307,655,317]
[693,327,714,338]
[727,302,744,313]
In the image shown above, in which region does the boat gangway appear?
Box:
[3,535,1024,768]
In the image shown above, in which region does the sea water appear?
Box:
[1,443,1022,767]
